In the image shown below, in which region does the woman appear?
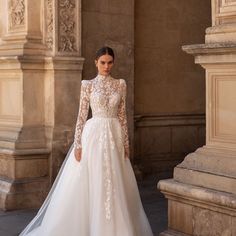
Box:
[20,47,153,236]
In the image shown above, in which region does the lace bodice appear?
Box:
[74,74,129,158]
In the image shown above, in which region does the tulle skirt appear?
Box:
[20,117,153,236]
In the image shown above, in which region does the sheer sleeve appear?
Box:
[74,80,91,149]
[117,79,130,159]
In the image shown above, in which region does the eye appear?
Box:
[108,61,113,65]
[100,61,105,65]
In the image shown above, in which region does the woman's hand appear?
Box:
[74,147,82,162]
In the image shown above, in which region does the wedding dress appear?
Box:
[19,74,153,236]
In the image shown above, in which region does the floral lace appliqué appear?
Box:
[73,74,130,220]
[74,75,129,155]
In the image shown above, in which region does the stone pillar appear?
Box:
[0,0,84,210]
[158,1,236,236]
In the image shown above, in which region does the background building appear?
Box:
[0,0,211,211]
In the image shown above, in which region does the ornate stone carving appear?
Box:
[9,0,25,29]
[58,0,77,52]
[45,0,53,50]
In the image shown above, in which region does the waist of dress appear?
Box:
[92,114,118,119]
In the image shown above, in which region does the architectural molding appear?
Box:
[213,0,236,25]
[207,0,236,43]
[134,113,205,128]
[134,113,206,176]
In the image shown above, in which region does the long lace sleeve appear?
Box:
[74,80,90,149]
[117,79,130,159]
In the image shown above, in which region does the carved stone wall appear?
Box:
[44,0,53,50]
[0,0,84,210]
[8,0,26,31]
[44,0,81,56]
[58,0,77,53]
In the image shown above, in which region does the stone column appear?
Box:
[158,1,236,236]
[0,0,84,210]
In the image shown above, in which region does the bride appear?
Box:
[19,47,153,236]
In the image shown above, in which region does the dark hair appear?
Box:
[95,46,115,61]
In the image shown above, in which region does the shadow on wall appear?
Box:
[134,0,211,178]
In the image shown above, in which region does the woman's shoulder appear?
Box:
[119,78,126,84]
[80,80,93,94]
[81,79,93,89]
[110,77,126,85]
[81,79,92,85]
[117,78,127,89]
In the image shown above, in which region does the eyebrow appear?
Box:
[101,60,113,63]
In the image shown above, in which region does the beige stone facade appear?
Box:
[0,0,212,212]
[159,0,236,235]
[0,0,84,210]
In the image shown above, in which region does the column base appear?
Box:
[174,146,236,194]
[158,179,236,236]
[0,150,50,210]
[0,177,49,211]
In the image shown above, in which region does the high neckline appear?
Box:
[96,74,112,81]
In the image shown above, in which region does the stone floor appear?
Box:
[138,175,168,235]
[0,175,168,236]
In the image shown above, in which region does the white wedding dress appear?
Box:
[19,74,153,236]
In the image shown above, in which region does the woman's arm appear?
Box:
[117,79,130,159]
[74,80,90,150]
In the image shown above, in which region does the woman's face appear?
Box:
[95,54,114,76]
